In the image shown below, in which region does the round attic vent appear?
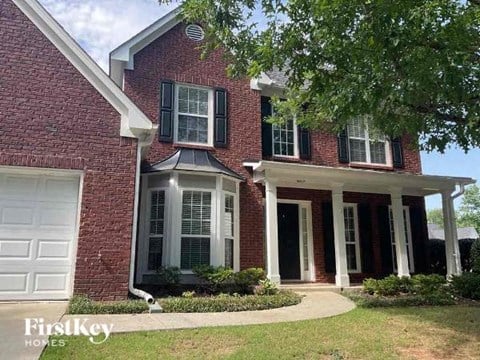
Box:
[185,24,205,41]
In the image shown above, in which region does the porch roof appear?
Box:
[244,161,475,196]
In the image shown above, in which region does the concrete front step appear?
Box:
[280,283,363,293]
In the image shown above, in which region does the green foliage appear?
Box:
[451,272,480,300]
[156,266,181,285]
[158,290,302,313]
[411,274,447,295]
[181,291,196,298]
[362,275,413,296]
[68,295,149,314]
[193,266,266,294]
[347,292,455,308]
[471,238,480,274]
[253,279,279,296]
[170,0,480,152]
[457,185,480,233]
[427,209,444,227]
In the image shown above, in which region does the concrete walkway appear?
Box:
[0,301,68,360]
[61,291,355,333]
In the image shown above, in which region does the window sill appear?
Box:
[349,162,394,171]
[174,143,216,151]
[271,155,301,163]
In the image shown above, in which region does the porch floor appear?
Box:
[279,282,363,293]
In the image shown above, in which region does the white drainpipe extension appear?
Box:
[451,183,465,200]
[129,137,154,304]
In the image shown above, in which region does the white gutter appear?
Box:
[129,137,155,304]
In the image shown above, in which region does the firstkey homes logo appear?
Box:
[25,318,114,347]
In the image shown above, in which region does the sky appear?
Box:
[38,0,480,210]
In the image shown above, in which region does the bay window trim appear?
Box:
[173,83,214,147]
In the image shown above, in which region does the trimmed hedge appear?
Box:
[68,295,149,315]
[346,292,456,308]
[451,272,480,300]
[158,290,302,313]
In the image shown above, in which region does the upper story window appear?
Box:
[273,119,298,157]
[175,85,213,145]
[348,118,390,165]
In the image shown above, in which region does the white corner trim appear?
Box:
[110,7,182,87]
[250,72,274,90]
[14,0,155,140]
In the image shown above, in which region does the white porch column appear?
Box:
[390,188,410,277]
[442,191,462,277]
[331,185,350,287]
[265,179,280,284]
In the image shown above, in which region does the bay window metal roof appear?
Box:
[142,148,244,180]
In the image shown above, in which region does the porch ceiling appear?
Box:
[244,161,475,197]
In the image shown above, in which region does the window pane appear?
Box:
[349,139,367,162]
[181,191,211,235]
[272,119,295,156]
[346,243,357,271]
[148,237,163,270]
[301,208,309,271]
[178,115,208,144]
[177,86,209,144]
[224,194,234,238]
[348,118,366,139]
[370,141,386,164]
[181,237,210,269]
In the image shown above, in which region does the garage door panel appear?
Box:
[0,171,80,300]
[0,273,29,293]
[34,273,69,292]
[37,240,70,259]
[0,239,32,259]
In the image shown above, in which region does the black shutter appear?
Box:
[391,137,404,168]
[358,203,375,273]
[214,88,228,148]
[298,126,311,160]
[409,205,428,274]
[337,128,349,163]
[322,201,336,273]
[261,96,273,157]
[378,205,393,275]
[159,80,174,142]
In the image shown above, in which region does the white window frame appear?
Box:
[388,205,415,273]
[272,118,299,158]
[174,84,214,146]
[179,188,215,270]
[344,203,362,273]
[348,119,392,166]
[223,191,237,269]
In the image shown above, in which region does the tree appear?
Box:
[457,184,480,233]
[164,0,480,152]
[427,208,444,227]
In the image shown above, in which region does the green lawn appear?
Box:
[42,306,480,360]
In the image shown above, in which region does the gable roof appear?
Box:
[13,0,155,140]
[110,7,182,87]
[428,223,479,241]
[142,148,244,180]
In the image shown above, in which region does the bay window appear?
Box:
[147,190,165,270]
[224,193,235,268]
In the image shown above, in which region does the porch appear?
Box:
[244,161,475,287]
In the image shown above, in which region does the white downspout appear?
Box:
[129,138,154,304]
[451,183,465,200]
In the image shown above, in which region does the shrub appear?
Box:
[233,268,266,294]
[182,291,196,298]
[254,279,279,296]
[470,239,480,274]
[156,266,181,286]
[451,272,480,300]
[159,290,302,313]
[411,274,448,295]
[68,295,149,314]
[362,275,413,296]
[193,265,235,293]
[346,292,455,308]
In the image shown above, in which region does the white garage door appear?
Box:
[0,171,80,300]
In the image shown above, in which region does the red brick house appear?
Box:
[0,1,474,301]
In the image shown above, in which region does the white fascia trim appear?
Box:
[251,160,476,193]
[110,7,182,87]
[250,72,275,90]
[14,0,155,140]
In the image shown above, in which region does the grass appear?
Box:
[41,306,480,360]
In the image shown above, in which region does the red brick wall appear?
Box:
[124,22,425,276]
[0,1,136,300]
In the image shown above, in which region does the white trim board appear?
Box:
[13,0,155,139]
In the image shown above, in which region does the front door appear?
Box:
[278,203,300,280]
